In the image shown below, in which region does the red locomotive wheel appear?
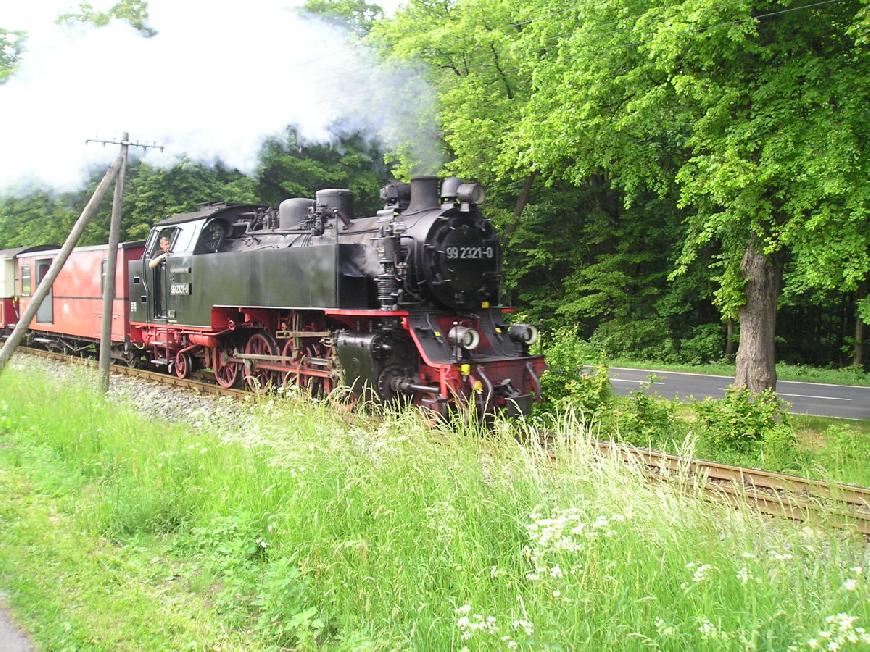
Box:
[244,332,279,391]
[214,340,241,388]
[175,351,192,379]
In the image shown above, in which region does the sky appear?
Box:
[0,0,431,193]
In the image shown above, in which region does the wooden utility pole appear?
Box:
[97,133,129,393]
[0,158,122,375]
[88,134,163,393]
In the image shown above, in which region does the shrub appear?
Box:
[694,388,795,453]
[538,327,610,413]
[610,378,685,448]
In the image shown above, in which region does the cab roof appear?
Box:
[155,203,267,227]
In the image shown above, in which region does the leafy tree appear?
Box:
[0,28,24,83]
[254,128,389,215]
[303,0,385,35]
[123,159,258,240]
[56,0,156,36]
[506,0,869,390]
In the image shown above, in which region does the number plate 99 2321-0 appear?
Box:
[445,246,495,260]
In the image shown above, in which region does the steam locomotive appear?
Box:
[2,176,545,416]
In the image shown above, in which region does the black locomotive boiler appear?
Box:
[129,176,545,415]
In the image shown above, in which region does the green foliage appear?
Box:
[678,323,725,365]
[812,424,870,483]
[611,378,686,447]
[694,388,795,455]
[56,0,156,36]
[0,28,25,83]
[254,129,388,213]
[0,129,388,250]
[303,0,384,35]
[538,328,611,413]
[589,317,677,362]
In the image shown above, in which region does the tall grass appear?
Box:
[0,366,868,650]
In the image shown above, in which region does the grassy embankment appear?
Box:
[1,366,869,650]
[599,382,870,487]
[608,358,870,387]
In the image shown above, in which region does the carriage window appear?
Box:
[21,264,31,296]
[101,259,107,294]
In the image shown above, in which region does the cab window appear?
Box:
[149,228,179,256]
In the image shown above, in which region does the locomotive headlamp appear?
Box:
[448,325,480,350]
[508,324,539,346]
[456,183,486,205]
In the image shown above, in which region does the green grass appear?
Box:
[1,366,869,650]
[608,357,870,387]
[609,395,870,487]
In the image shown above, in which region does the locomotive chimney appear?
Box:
[406,176,440,213]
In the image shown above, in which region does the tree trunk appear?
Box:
[504,172,538,241]
[734,239,783,393]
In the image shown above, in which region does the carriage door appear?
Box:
[35,259,53,323]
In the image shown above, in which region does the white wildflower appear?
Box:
[737,567,750,585]
[808,639,819,649]
[692,564,713,583]
[654,617,675,637]
[842,578,858,592]
[455,604,472,616]
[552,590,561,598]
[698,618,721,639]
[512,619,534,636]
[550,565,563,578]
[851,566,863,575]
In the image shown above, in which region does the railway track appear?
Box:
[593,440,870,537]
[14,345,870,538]
[17,346,248,400]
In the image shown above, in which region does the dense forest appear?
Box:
[1,0,867,383]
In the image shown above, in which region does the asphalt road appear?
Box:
[0,598,31,652]
[608,367,870,420]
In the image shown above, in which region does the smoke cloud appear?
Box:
[0,0,441,194]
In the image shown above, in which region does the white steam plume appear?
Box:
[0,0,439,194]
